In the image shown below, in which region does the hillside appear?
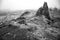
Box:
[0,8,60,40]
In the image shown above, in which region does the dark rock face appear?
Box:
[57,35,60,40]
[43,2,48,10]
[36,2,53,25]
[36,7,43,16]
[36,2,51,20]
[42,2,49,17]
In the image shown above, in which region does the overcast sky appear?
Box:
[0,0,60,11]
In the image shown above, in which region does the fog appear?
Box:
[0,0,60,11]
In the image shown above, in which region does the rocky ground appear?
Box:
[0,12,60,40]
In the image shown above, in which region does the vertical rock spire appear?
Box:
[43,2,48,10]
